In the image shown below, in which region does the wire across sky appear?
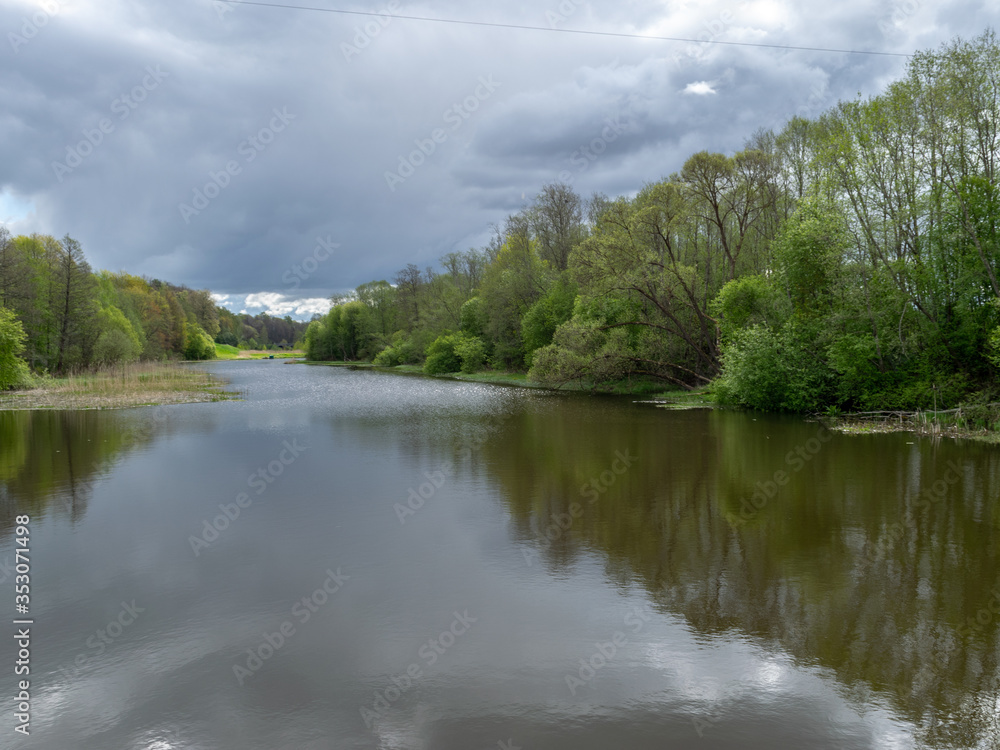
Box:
[214,0,912,58]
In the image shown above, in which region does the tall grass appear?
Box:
[48,362,225,394]
[1,362,236,410]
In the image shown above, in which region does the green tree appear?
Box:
[0,305,31,390]
[92,305,143,366]
[183,323,216,360]
[521,275,577,366]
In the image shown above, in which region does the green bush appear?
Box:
[711,274,786,340]
[460,296,488,338]
[715,324,832,412]
[454,335,487,373]
[423,333,462,374]
[987,326,1000,369]
[93,305,143,366]
[0,306,31,390]
[373,332,421,367]
[183,323,217,360]
[521,276,577,366]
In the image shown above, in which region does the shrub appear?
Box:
[423,334,462,374]
[715,324,832,412]
[0,306,31,390]
[183,323,217,360]
[373,332,421,367]
[454,335,487,373]
[216,330,239,347]
[93,306,143,366]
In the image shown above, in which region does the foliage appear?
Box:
[12,32,1000,417]
[521,275,577,366]
[372,332,422,367]
[715,324,833,412]
[711,274,786,340]
[183,323,217,361]
[216,330,239,347]
[0,305,31,390]
[423,333,463,374]
[92,305,143,366]
[454,335,487,373]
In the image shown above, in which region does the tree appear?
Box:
[183,323,216,360]
[0,305,30,390]
[478,221,551,368]
[521,275,577,366]
[92,305,143,366]
[531,182,586,270]
[53,235,97,372]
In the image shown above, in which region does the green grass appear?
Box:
[214,344,304,360]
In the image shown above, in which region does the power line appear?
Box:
[215,0,911,58]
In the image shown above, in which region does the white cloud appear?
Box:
[238,292,332,319]
[683,81,717,95]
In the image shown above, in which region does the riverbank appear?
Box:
[0,363,237,410]
[294,360,710,399]
[215,344,304,360]
[826,405,1000,444]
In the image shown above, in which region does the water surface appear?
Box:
[2,361,998,749]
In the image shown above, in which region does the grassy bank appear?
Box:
[0,362,237,410]
[827,404,1000,444]
[215,344,304,360]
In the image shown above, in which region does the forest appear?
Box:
[0,227,307,389]
[4,32,1000,415]
[305,31,1000,413]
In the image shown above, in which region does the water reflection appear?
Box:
[0,409,169,534]
[488,401,1000,748]
[3,366,999,750]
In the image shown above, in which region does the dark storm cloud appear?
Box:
[0,0,994,317]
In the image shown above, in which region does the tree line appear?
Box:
[0,228,308,388]
[307,30,1000,413]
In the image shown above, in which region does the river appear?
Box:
[1,361,998,749]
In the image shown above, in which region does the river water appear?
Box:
[1,361,998,749]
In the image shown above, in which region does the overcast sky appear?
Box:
[1,0,994,319]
